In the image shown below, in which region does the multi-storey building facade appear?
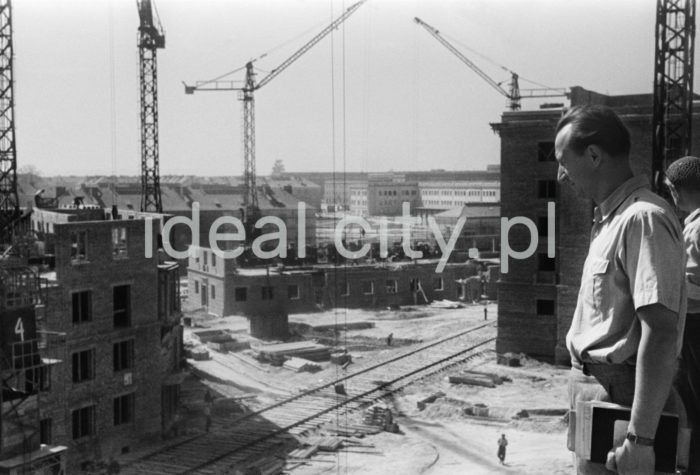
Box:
[418,181,500,211]
[28,207,183,472]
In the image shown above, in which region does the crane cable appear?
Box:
[108,2,117,206]
[441,30,559,90]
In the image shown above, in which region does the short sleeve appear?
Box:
[623,208,685,313]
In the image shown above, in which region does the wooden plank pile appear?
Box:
[362,405,399,432]
[311,321,375,332]
[254,341,331,364]
[282,357,322,373]
[449,370,510,388]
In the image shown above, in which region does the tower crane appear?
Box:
[414,17,567,111]
[652,0,696,192]
[137,0,165,213]
[184,0,365,230]
[0,0,19,243]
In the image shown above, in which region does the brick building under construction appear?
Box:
[493,86,700,364]
[0,205,184,473]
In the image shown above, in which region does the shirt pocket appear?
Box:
[590,258,610,313]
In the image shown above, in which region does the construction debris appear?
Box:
[497,352,522,367]
[330,352,352,366]
[417,391,446,410]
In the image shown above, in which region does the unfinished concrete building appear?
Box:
[25,206,183,471]
[187,245,483,338]
[493,86,700,364]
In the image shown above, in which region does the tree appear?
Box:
[271,160,285,177]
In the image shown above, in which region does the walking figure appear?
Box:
[497,434,508,464]
[386,333,393,346]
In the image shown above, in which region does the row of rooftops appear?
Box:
[19,177,312,214]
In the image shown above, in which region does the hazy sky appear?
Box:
[15,0,659,176]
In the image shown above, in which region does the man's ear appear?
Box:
[665,179,680,204]
[587,144,603,168]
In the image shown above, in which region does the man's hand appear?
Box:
[605,439,655,474]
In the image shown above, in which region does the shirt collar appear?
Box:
[593,175,649,224]
[685,208,700,227]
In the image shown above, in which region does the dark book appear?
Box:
[575,401,678,473]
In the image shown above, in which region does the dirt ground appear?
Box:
[184,302,574,474]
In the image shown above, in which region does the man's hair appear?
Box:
[555,105,631,157]
[666,156,700,190]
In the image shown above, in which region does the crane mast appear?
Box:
[0,0,18,242]
[414,17,566,111]
[138,0,165,213]
[186,0,366,221]
[652,0,696,191]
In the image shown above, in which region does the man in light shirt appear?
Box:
[555,105,687,475]
[665,156,700,474]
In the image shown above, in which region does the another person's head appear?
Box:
[555,105,632,202]
[665,156,700,212]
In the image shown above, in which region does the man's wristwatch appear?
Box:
[626,432,655,446]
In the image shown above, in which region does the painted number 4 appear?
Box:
[14,317,24,342]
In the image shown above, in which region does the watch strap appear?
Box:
[626,432,655,446]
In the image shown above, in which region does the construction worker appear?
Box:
[665,156,700,474]
[555,105,686,475]
[497,434,508,464]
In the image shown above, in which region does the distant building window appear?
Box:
[72,349,94,383]
[433,276,444,291]
[40,418,52,445]
[537,180,557,199]
[194,280,199,294]
[288,285,300,300]
[113,285,131,328]
[538,253,556,272]
[210,285,216,300]
[362,281,374,295]
[262,286,274,300]
[341,282,350,297]
[235,287,247,301]
[72,405,95,439]
[72,291,92,323]
[538,142,556,162]
[114,393,134,426]
[385,280,398,294]
[113,339,134,372]
[71,230,88,262]
[112,226,128,258]
[211,252,216,267]
[537,299,556,316]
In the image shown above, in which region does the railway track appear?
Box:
[124,321,496,475]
